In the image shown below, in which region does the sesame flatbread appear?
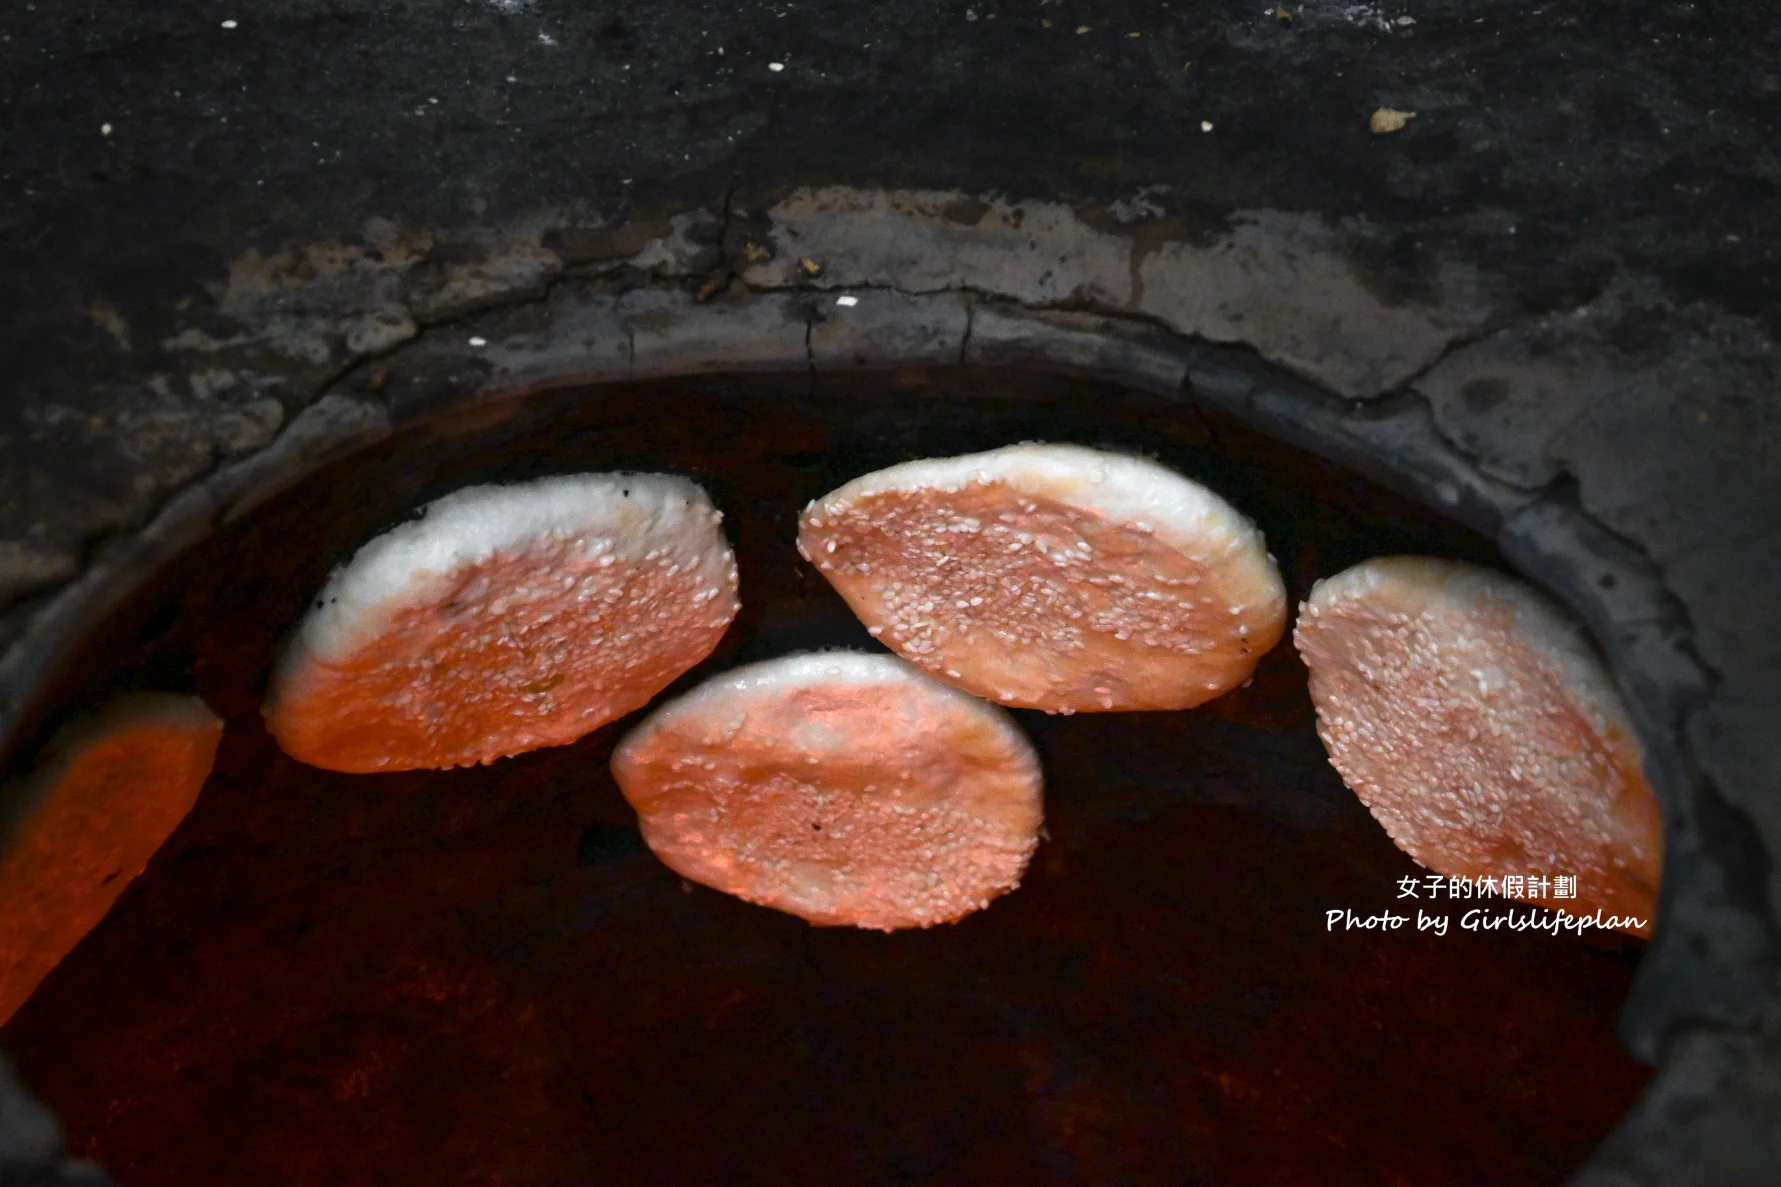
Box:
[798,444,1286,713]
[1294,557,1662,935]
[265,473,740,772]
[611,651,1044,931]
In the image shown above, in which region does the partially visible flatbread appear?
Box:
[1294,557,1662,936]
[0,692,223,1024]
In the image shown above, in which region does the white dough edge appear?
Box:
[1301,556,1645,760]
[804,443,1280,575]
[612,649,1040,767]
[279,472,732,669]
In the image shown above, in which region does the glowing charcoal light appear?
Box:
[1293,556,1663,936]
[264,473,740,773]
[797,443,1287,713]
[611,651,1044,931]
[0,693,223,1025]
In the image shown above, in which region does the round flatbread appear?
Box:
[0,692,223,1025]
[797,444,1286,713]
[264,473,740,773]
[1293,557,1663,935]
[611,651,1045,931]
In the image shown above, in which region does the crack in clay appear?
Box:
[1403,377,1727,701]
[802,308,816,398]
[1385,317,1506,405]
[1351,321,1728,704]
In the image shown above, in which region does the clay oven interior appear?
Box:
[7,0,1781,1180]
[0,366,1653,1185]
